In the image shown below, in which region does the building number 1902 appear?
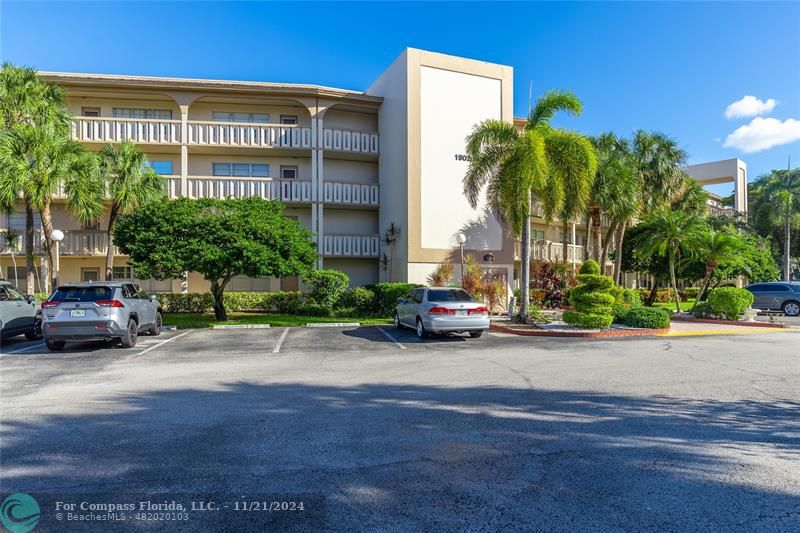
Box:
[454,154,472,162]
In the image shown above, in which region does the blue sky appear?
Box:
[2,1,798,195]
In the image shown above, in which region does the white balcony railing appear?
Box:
[322,181,379,206]
[515,240,586,263]
[322,128,379,154]
[187,121,312,148]
[71,117,181,144]
[0,230,111,256]
[322,234,380,258]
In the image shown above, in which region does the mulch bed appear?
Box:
[490,323,669,338]
[669,316,788,329]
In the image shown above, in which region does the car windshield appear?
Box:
[427,289,474,302]
[50,286,113,302]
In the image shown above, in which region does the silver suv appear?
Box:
[42,282,162,351]
[745,282,800,316]
[0,280,42,341]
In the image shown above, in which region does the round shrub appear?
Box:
[691,301,715,319]
[563,260,616,329]
[611,303,631,324]
[620,288,641,305]
[339,286,376,315]
[621,307,670,329]
[707,287,754,320]
[303,270,350,310]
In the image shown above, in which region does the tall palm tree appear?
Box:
[0,126,103,290]
[0,64,70,294]
[98,141,165,280]
[1,228,20,284]
[759,169,800,281]
[634,209,706,313]
[691,229,745,310]
[464,90,596,317]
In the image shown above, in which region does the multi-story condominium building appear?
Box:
[0,48,747,294]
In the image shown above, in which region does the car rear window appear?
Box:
[427,289,474,302]
[50,286,113,302]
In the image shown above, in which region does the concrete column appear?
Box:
[180,104,189,196]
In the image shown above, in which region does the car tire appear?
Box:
[393,312,402,329]
[25,318,43,341]
[782,301,800,317]
[148,313,162,336]
[416,318,429,339]
[120,319,139,348]
[46,338,66,351]
[469,330,484,338]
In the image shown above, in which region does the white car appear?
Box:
[0,281,42,341]
[394,287,490,339]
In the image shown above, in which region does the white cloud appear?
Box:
[723,117,800,153]
[724,95,777,119]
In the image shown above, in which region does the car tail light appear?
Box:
[469,306,489,315]
[429,306,455,315]
[41,301,60,308]
[96,300,124,308]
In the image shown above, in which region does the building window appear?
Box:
[146,161,173,175]
[212,112,269,123]
[81,107,100,117]
[212,163,270,177]
[112,108,172,120]
[531,230,545,241]
[280,115,298,125]
[280,165,298,179]
[7,212,40,231]
[112,266,133,280]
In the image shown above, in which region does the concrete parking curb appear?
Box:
[306,322,360,328]
[669,316,789,328]
[211,324,271,330]
[490,323,669,338]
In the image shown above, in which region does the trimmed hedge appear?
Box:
[707,287,754,320]
[303,270,350,310]
[563,260,615,329]
[364,282,423,316]
[621,307,670,329]
[339,287,376,315]
[691,301,715,319]
[157,291,309,314]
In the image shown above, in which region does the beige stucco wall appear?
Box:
[323,109,379,132]
[324,258,378,286]
[188,101,311,125]
[323,159,378,184]
[323,209,378,235]
[66,97,179,118]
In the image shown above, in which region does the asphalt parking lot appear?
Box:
[1,325,799,532]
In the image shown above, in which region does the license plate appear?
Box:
[455,310,468,317]
[70,309,86,317]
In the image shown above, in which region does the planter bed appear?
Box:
[669,316,788,329]
[491,321,669,338]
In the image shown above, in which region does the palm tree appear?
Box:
[0,64,71,294]
[691,229,745,310]
[758,169,800,281]
[1,228,20,284]
[464,90,596,318]
[634,209,706,313]
[0,126,103,290]
[98,141,165,280]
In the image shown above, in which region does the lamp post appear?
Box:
[455,233,467,287]
[51,229,64,291]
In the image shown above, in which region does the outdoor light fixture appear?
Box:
[51,229,65,291]
[483,253,495,263]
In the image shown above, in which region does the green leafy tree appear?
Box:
[98,140,166,280]
[633,209,706,313]
[0,63,71,294]
[464,90,596,318]
[756,169,800,281]
[113,198,317,321]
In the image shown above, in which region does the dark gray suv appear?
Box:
[42,282,162,350]
[745,282,800,316]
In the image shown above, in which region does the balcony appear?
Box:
[164,176,379,206]
[71,117,181,144]
[1,230,112,256]
[70,117,379,154]
[515,240,586,263]
[322,234,380,258]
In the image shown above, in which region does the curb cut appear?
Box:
[211,324,271,330]
[306,322,360,328]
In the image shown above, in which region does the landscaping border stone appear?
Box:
[490,323,670,338]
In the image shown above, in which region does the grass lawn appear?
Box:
[652,298,696,313]
[163,312,392,329]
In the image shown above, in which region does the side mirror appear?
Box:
[26,294,35,304]
[397,298,405,305]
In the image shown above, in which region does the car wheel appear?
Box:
[393,312,402,329]
[120,319,139,348]
[25,318,43,341]
[469,330,484,338]
[782,301,800,317]
[148,313,162,336]
[46,338,66,351]
[416,318,429,339]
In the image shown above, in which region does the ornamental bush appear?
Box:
[691,301,716,319]
[365,282,423,316]
[611,303,632,324]
[339,286,376,315]
[621,306,670,329]
[707,287,754,320]
[303,270,350,310]
[563,260,615,329]
[157,291,311,314]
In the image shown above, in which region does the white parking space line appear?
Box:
[1,342,45,356]
[127,331,192,359]
[273,328,289,353]
[377,326,407,350]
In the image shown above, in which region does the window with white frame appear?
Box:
[112,266,133,280]
[531,230,545,241]
[112,108,172,120]
[81,107,100,117]
[280,165,298,179]
[280,115,298,125]
[212,163,270,177]
[6,213,41,231]
[212,112,269,123]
